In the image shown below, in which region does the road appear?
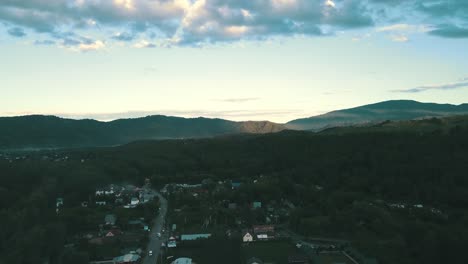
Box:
[142,188,168,264]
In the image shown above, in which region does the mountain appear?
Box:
[319,114,468,135]
[286,100,468,131]
[0,115,284,150]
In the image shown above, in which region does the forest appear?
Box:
[1,116,468,264]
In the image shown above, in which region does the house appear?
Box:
[81,201,88,207]
[252,201,262,209]
[253,225,275,240]
[131,197,140,206]
[180,234,211,241]
[246,257,263,264]
[243,232,253,242]
[171,258,192,264]
[168,237,177,248]
[106,229,122,237]
[231,180,241,189]
[113,253,141,264]
[56,198,64,207]
[105,214,117,225]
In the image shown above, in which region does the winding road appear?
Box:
[142,189,168,264]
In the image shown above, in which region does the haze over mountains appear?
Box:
[2,100,468,150]
[286,100,468,131]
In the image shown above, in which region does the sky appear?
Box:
[1,0,468,123]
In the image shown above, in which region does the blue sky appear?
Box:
[1,0,468,123]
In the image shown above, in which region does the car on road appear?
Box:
[148,250,153,256]
[157,232,161,238]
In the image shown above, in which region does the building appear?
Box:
[168,237,177,248]
[253,225,275,240]
[131,197,140,205]
[231,180,241,189]
[180,233,211,241]
[171,258,192,264]
[106,229,122,237]
[105,214,117,225]
[243,232,253,242]
[113,253,141,264]
[96,201,107,206]
[252,201,262,209]
[56,198,64,207]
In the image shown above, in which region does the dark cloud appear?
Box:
[1,0,468,46]
[393,78,468,93]
[112,32,135,41]
[7,27,26,37]
[429,25,468,38]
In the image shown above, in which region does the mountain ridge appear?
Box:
[286,100,468,131]
[0,114,285,150]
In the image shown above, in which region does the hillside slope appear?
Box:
[286,100,468,131]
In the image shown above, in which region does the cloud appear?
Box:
[217,97,260,103]
[376,23,430,33]
[77,40,105,52]
[1,0,468,47]
[34,39,55,45]
[376,23,431,42]
[7,27,26,37]
[134,40,157,48]
[393,78,468,93]
[429,25,468,38]
[112,32,136,41]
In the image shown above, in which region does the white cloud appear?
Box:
[78,40,105,51]
[377,24,431,33]
[134,39,156,48]
[325,0,336,8]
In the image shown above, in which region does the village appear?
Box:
[54,179,160,264]
[154,178,380,264]
[48,170,451,264]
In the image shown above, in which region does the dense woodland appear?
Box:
[1,117,468,264]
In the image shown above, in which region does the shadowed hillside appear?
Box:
[0,115,284,150]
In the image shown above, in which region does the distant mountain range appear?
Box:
[2,100,468,150]
[286,100,468,131]
[0,115,284,150]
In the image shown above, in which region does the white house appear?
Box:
[243,232,253,242]
[171,258,192,264]
[131,197,140,205]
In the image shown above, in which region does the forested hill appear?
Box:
[286,100,468,131]
[0,115,284,150]
[2,115,468,264]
